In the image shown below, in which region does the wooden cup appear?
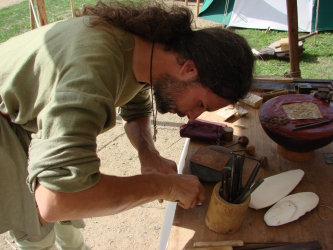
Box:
[205,182,250,234]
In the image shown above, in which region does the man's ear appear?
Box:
[179,60,198,80]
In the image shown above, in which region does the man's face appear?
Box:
[152,73,231,121]
[152,73,194,117]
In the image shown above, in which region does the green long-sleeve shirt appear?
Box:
[0,16,152,195]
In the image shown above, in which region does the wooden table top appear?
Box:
[166,104,333,250]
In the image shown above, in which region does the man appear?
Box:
[0,0,254,248]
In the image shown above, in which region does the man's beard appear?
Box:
[152,73,198,116]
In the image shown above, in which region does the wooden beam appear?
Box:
[196,0,200,17]
[35,0,48,26]
[286,0,301,78]
[70,0,75,18]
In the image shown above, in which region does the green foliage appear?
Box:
[0,1,332,79]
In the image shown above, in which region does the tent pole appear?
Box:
[314,0,320,46]
[286,0,301,78]
[70,0,75,18]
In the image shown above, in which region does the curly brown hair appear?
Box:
[76,0,254,103]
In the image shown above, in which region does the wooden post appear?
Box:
[196,0,200,17]
[35,0,48,26]
[185,0,188,6]
[70,0,75,18]
[29,0,36,30]
[314,0,320,46]
[286,0,301,78]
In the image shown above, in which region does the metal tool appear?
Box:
[230,153,237,202]
[236,154,246,197]
[233,177,264,204]
[232,145,255,155]
[220,167,231,201]
[259,240,322,250]
[243,162,261,192]
[245,156,268,168]
[233,161,262,204]
[226,136,249,148]
[292,118,333,131]
[219,153,247,203]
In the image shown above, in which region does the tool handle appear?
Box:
[295,119,332,127]
[292,119,332,130]
[243,162,261,192]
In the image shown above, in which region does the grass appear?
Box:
[1,0,332,79]
[235,28,333,79]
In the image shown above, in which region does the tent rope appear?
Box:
[29,0,40,28]
[222,0,230,27]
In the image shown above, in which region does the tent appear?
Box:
[198,0,332,33]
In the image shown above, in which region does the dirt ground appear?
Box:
[0,0,222,249]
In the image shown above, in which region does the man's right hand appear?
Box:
[162,174,206,209]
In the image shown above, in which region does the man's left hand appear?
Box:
[139,151,177,175]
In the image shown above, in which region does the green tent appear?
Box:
[199,0,332,33]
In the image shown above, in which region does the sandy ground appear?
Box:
[0,0,221,249]
[0,0,25,9]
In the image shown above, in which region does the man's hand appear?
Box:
[139,151,177,175]
[123,116,178,175]
[162,174,207,209]
[122,116,204,206]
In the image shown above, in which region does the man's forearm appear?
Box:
[36,174,167,222]
[123,116,177,174]
[36,172,206,222]
[123,116,158,155]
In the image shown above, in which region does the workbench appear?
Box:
[164,104,333,250]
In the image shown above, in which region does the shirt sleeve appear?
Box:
[117,83,152,121]
[27,90,115,194]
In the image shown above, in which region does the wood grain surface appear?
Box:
[167,104,333,250]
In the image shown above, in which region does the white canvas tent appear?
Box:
[199,0,332,33]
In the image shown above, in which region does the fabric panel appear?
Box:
[0,116,54,241]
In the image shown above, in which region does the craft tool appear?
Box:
[254,240,322,250]
[242,162,261,192]
[226,136,249,148]
[230,153,236,201]
[236,154,246,196]
[292,118,333,130]
[233,177,264,204]
[232,145,255,155]
[245,156,268,168]
[221,167,231,201]
[193,240,244,248]
[232,241,292,250]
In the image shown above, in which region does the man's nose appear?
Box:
[187,108,205,121]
